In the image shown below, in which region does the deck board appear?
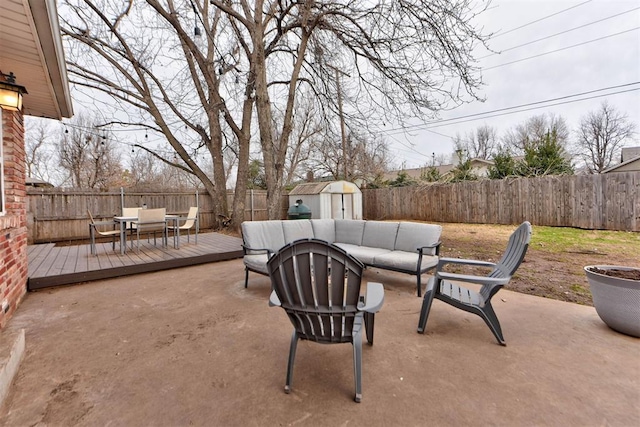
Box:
[27,243,56,275]
[28,232,244,290]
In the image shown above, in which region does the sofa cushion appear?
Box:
[394,222,442,255]
[372,251,439,273]
[282,220,314,243]
[335,219,366,245]
[362,221,399,251]
[241,220,285,252]
[243,253,270,274]
[333,242,360,254]
[337,245,391,265]
[310,219,336,243]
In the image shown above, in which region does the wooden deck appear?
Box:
[27,232,244,290]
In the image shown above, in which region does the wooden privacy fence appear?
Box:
[26,188,287,243]
[26,172,639,242]
[362,172,640,232]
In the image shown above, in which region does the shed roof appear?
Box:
[289,180,361,195]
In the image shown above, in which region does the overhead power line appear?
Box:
[419,87,640,130]
[483,27,640,71]
[491,0,593,39]
[382,82,640,136]
[479,6,640,60]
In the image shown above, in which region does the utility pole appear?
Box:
[327,64,349,181]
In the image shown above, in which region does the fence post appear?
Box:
[250,189,254,221]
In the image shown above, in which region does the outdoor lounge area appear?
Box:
[2,1,638,424]
[1,258,638,425]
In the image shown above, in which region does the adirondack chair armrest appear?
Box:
[417,241,441,256]
[269,290,282,307]
[358,282,384,313]
[436,271,509,286]
[436,257,496,270]
[242,244,274,257]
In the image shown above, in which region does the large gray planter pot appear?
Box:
[584,265,640,338]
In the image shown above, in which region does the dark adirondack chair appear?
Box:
[267,238,385,403]
[417,221,532,345]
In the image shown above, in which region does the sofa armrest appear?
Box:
[242,244,274,257]
[417,241,441,256]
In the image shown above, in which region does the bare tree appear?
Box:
[278,97,323,186]
[61,0,490,222]
[240,0,490,216]
[305,128,391,183]
[25,118,59,184]
[348,133,391,183]
[575,101,637,173]
[126,150,158,189]
[453,124,497,160]
[58,113,123,189]
[61,0,252,228]
[502,113,570,154]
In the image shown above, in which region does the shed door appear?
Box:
[331,194,354,219]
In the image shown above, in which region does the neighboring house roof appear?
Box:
[384,158,495,181]
[621,147,640,162]
[0,0,73,119]
[602,156,640,173]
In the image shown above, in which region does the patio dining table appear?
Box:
[114,214,181,255]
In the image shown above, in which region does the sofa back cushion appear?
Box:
[362,221,399,250]
[394,222,442,255]
[310,219,336,243]
[241,220,285,252]
[335,219,366,246]
[282,220,314,243]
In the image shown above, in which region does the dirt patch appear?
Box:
[438,223,640,306]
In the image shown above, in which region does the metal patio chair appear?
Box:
[87,210,120,255]
[417,221,532,345]
[132,208,168,252]
[267,238,385,402]
[170,206,199,244]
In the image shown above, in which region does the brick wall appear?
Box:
[0,109,27,329]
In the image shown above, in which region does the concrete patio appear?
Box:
[0,259,638,426]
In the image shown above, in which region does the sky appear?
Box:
[51,0,640,174]
[379,0,640,169]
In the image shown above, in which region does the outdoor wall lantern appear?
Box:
[0,72,28,112]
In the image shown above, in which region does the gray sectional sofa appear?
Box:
[241,219,442,296]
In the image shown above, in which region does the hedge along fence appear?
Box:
[26,188,288,244]
[361,172,640,232]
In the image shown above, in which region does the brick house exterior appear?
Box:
[0,110,27,328]
[0,0,73,330]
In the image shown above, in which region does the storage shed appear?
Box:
[288,181,362,220]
